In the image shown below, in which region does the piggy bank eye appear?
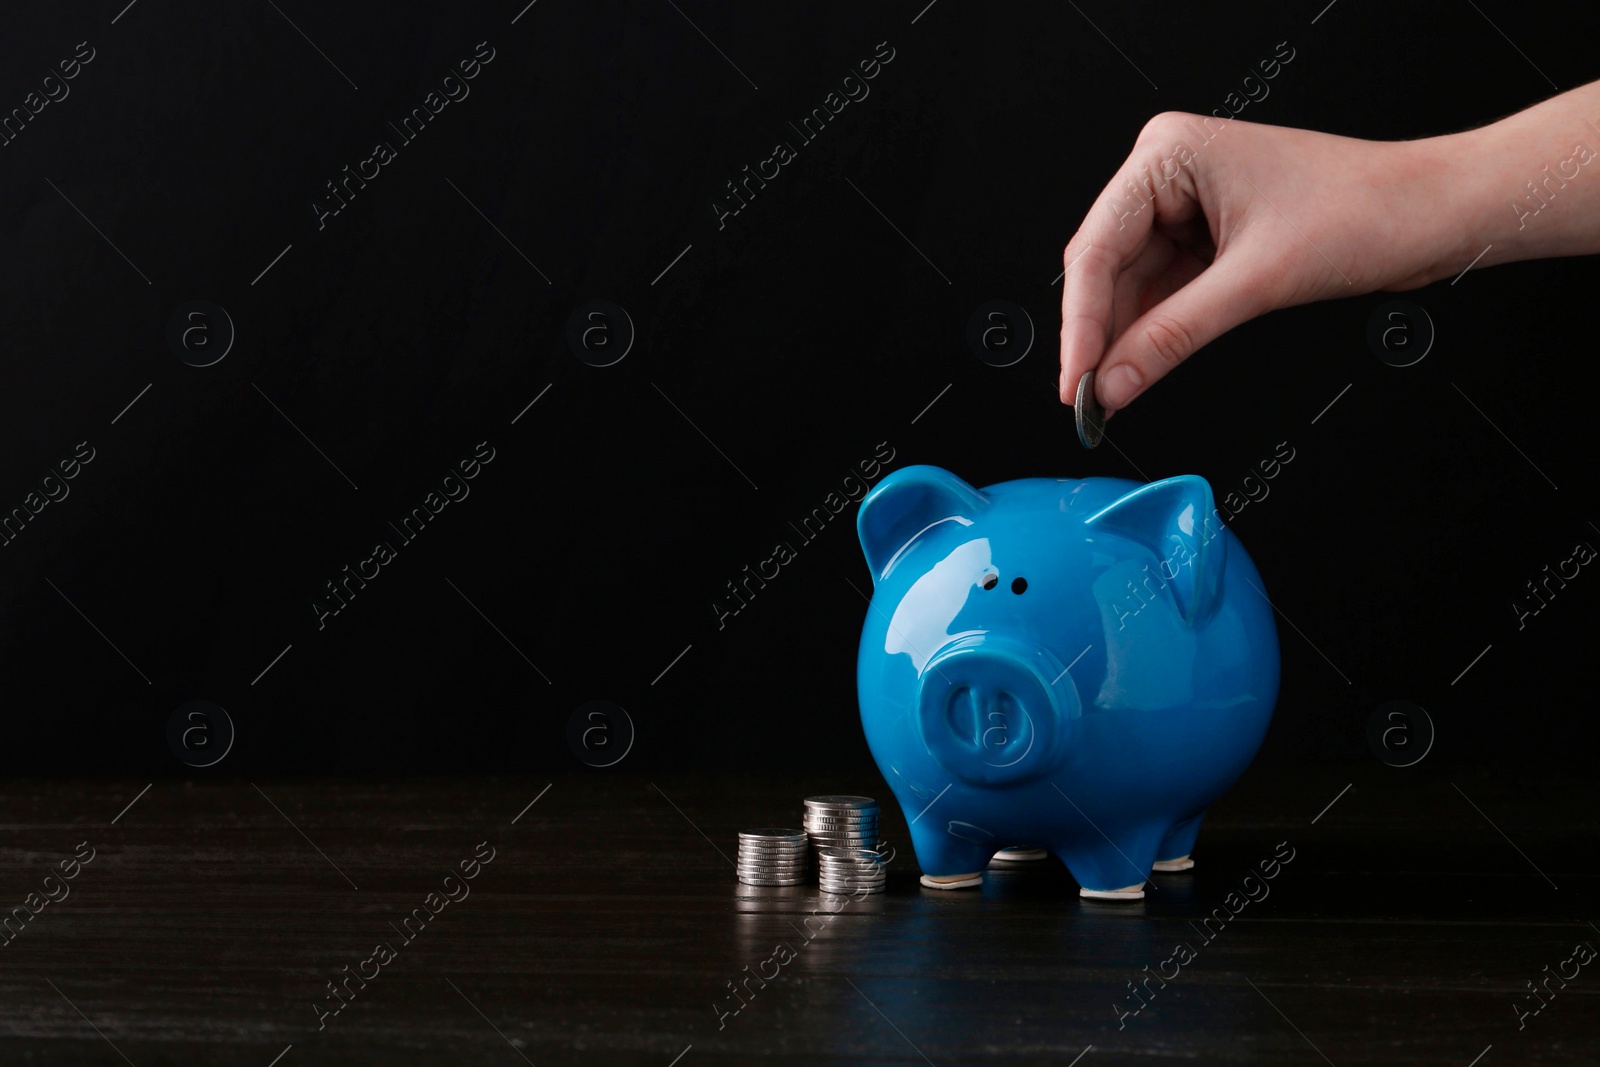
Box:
[980,573,998,590]
[1011,576,1028,594]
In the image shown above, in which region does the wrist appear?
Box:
[1381,129,1491,288]
[1418,97,1600,276]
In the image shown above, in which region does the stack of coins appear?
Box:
[817,846,888,894]
[802,795,879,854]
[736,828,808,886]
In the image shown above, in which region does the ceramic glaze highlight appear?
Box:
[854,465,1280,896]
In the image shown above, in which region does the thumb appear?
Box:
[1094,253,1271,411]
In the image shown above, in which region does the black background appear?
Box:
[1,0,1596,776]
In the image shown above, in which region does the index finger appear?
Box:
[1057,150,1169,405]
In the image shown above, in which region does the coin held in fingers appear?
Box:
[1074,370,1105,449]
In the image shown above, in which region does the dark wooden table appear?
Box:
[1,762,1595,1065]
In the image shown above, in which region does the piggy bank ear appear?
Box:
[858,465,989,584]
[1084,474,1227,626]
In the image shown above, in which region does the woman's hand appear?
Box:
[1058,111,1469,415]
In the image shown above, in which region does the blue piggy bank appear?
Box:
[854,465,1279,898]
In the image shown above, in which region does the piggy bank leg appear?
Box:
[1153,813,1204,872]
[909,821,993,890]
[1058,827,1162,900]
[991,847,1048,863]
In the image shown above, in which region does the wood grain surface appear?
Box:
[1,762,1595,1065]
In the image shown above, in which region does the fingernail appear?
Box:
[1100,363,1142,409]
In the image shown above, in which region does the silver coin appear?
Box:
[738,870,807,879]
[741,874,809,883]
[1074,370,1105,449]
[819,882,886,893]
[739,847,807,855]
[741,861,807,870]
[803,795,877,809]
[804,813,877,823]
[739,843,808,853]
[739,844,812,857]
[818,870,886,879]
[739,828,807,840]
[738,860,809,870]
[819,849,885,863]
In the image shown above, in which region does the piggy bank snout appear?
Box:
[915,635,1071,786]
